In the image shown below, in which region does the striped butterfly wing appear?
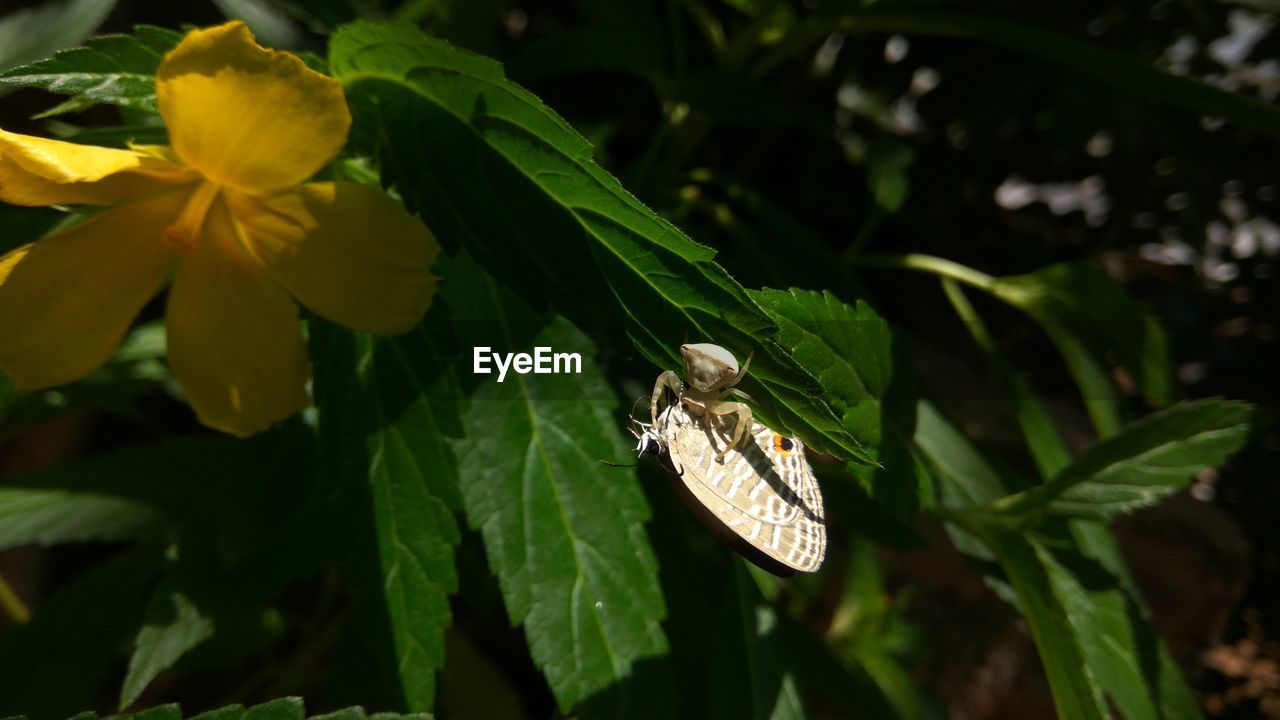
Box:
[656,404,826,574]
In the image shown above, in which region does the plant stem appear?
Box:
[0,571,30,624]
[941,278,995,350]
[852,253,997,291]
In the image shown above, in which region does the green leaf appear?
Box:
[311,316,464,713]
[995,398,1254,521]
[1037,523,1201,720]
[0,25,182,111]
[805,7,1280,141]
[751,288,921,515]
[120,593,215,709]
[241,698,303,720]
[0,0,115,74]
[866,138,913,213]
[447,256,668,715]
[991,262,1173,433]
[942,279,1071,479]
[0,487,161,550]
[16,699,435,720]
[914,400,1014,510]
[983,529,1109,720]
[825,541,924,719]
[0,204,63,255]
[104,705,182,720]
[0,549,159,719]
[328,21,873,466]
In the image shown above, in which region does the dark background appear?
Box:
[0,0,1277,717]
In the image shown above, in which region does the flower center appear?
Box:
[162,181,221,255]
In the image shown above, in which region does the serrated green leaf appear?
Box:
[0,25,181,111]
[103,705,181,720]
[119,593,214,709]
[187,705,245,720]
[327,20,873,466]
[306,710,363,720]
[0,487,160,550]
[996,398,1254,520]
[446,256,668,715]
[751,288,921,514]
[0,0,114,74]
[241,698,303,720]
[311,313,464,712]
[41,702,428,720]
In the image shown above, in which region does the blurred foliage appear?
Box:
[1,0,1277,719]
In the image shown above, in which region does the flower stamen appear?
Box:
[162,181,221,255]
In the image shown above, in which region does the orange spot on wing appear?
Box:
[773,434,791,456]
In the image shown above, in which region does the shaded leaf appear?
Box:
[120,593,215,709]
[10,699,437,720]
[447,255,668,715]
[991,262,1173,432]
[942,278,1071,479]
[0,487,160,550]
[328,21,873,465]
[311,315,465,713]
[983,529,1109,720]
[1036,524,1201,720]
[866,138,913,213]
[0,549,159,719]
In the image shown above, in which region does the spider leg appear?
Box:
[650,370,683,425]
[704,400,753,462]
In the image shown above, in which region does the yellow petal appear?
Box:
[156,21,351,195]
[228,182,439,334]
[0,129,189,206]
[0,191,183,388]
[166,196,308,437]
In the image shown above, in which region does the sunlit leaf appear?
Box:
[0,25,181,111]
[995,398,1253,520]
[328,20,874,466]
[751,288,921,514]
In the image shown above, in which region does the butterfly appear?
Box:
[634,400,826,577]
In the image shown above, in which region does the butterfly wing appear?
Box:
[658,405,826,574]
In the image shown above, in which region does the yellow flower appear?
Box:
[0,21,439,437]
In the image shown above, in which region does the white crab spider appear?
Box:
[650,343,754,463]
